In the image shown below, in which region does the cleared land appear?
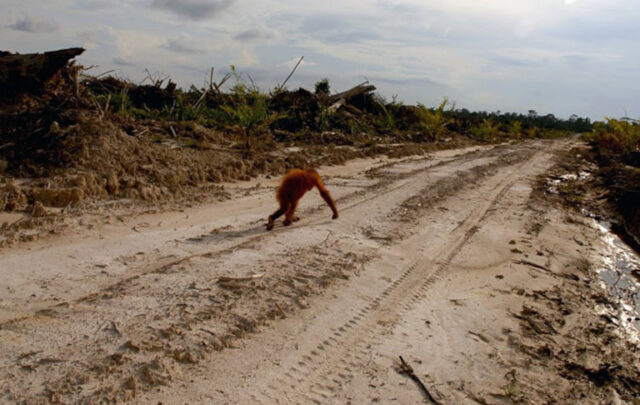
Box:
[1,138,638,404]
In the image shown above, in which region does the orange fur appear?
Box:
[266,168,338,230]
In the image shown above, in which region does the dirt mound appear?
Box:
[0,51,423,212]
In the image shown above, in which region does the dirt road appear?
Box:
[1,139,638,404]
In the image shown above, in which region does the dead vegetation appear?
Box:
[0,48,588,247]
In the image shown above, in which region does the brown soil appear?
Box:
[2,50,637,405]
[1,139,638,404]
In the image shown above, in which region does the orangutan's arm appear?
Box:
[314,176,338,219]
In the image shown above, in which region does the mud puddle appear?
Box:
[594,219,640,339]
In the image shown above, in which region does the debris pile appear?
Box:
[0,48,449,221]
[0,47,589,246]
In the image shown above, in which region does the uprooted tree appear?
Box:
[0,47,85,97]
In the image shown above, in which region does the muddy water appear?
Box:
[594,220,640,340]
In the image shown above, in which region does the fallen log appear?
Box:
[0,47,84,96]
[329,98,346,112]
[328,81,376,112]
[329,81,376,103]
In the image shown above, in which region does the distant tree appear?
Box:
[315,78,330,95]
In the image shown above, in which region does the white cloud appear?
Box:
[114,29,165,60]
[8,16,59,33]
[73,0,121,10]
[113,56,136,67]
[0,0,637,119]
[75,30,100,50]
[237,47,260,67]
[234,28,278,42]
[162,34,203,54]
[151,0,234,20]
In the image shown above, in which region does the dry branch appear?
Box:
[246,73,257,91]
[397,356,442,405]
[217,273,265,284]
[212,73,231,95]
[94,69,114,79]
[513,259,552,273]
[194,88,209,109]
[276,56,304,92]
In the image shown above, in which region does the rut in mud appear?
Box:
[1,139,638,404]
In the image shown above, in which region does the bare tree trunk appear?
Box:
[0,48,85,96]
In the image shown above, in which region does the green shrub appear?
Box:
[509,120,522,139]
[222,95,278,136]
[96,89,133,116]
[415,98,451,141]
[160,93,200,121]
[376,103,396,132]
[315,105,334,132]
[216,66,285,136]
[525,127,538,138]
[586,118,640,158]
[470,118,500,141]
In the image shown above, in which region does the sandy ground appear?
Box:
[1,139,638,404]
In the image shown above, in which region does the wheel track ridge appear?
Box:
[254,148,548,403]
[0,146,509,328]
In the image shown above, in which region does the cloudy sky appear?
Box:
[2,0,639,119]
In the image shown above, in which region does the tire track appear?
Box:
[249,147,551,404]
[0,145,505,328]
[1,143,552,403]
